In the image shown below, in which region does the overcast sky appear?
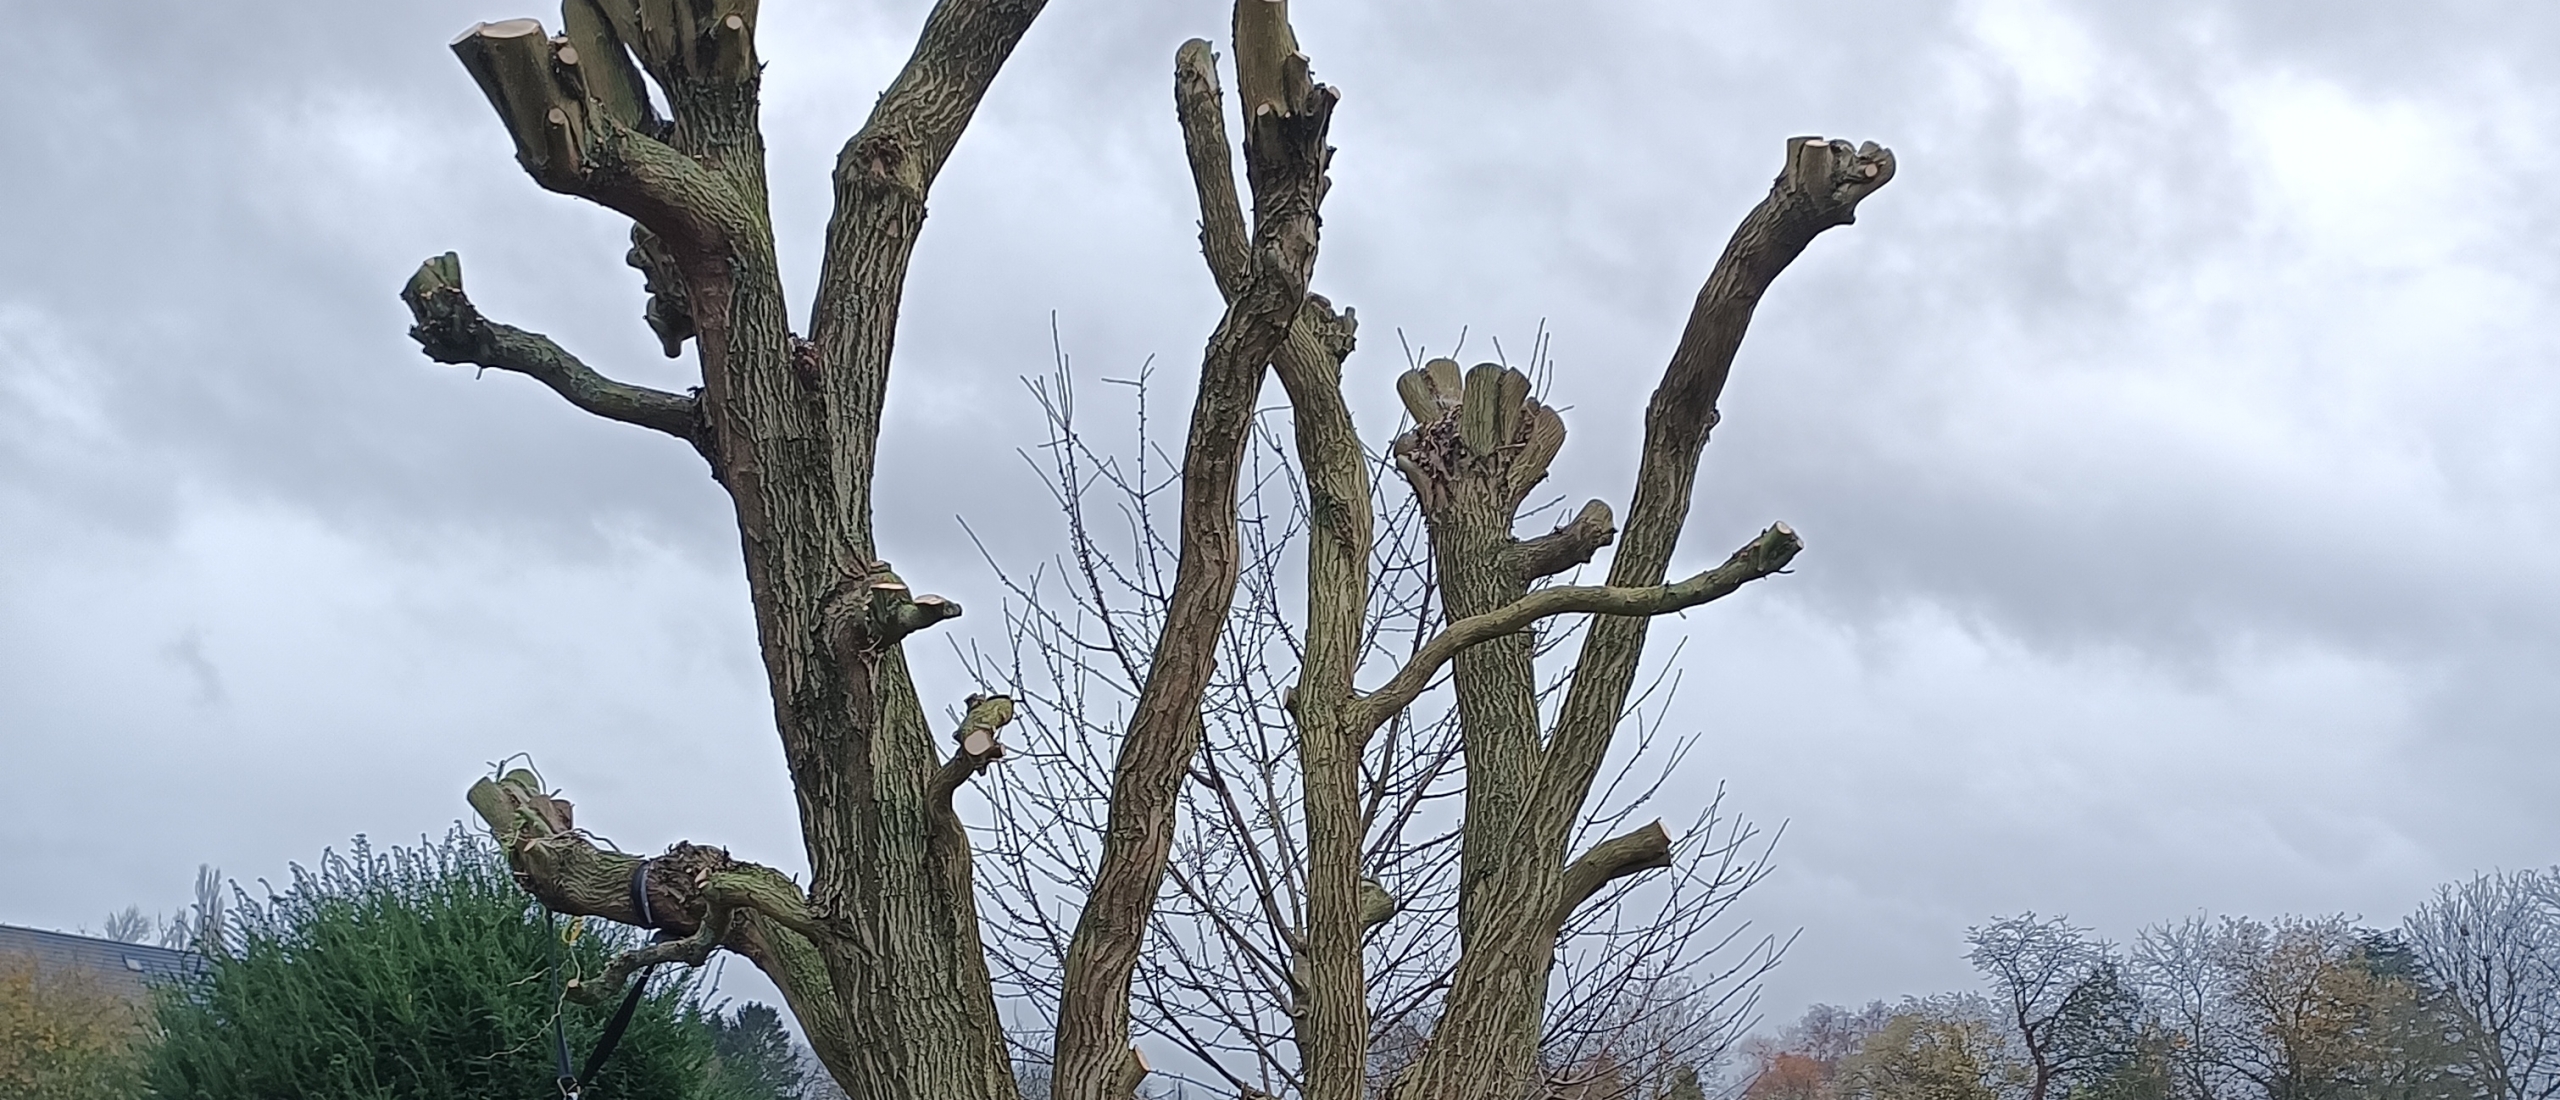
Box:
[5,0,2559,1042]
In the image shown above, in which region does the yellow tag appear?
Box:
[564,915,585,945]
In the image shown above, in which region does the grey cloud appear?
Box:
[4,0,2557,1038]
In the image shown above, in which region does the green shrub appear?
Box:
[144,827,742,1100]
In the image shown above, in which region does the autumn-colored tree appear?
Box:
[0,953,146,1100]
[1838,997,2023,1100]
[2134,916,2459,1100]
[1747,1052,1836,1100]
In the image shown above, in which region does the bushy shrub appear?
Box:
[144,826,743,1100]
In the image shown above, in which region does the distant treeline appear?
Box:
[1742,870,2560,1100]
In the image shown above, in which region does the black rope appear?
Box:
[577,859,665,1085]
[546,859,670,1098]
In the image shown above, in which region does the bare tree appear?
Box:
[2404,871,2560,1100]
[1969,913,2141,1100]
[419,1,1892,1098]
[100,906,152,945]
[963,351,1784,1099]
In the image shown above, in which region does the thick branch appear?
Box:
[450,20,762,263]
[809,0,1052,555]
[1347,523,1802,738]
[1050,17,1338,1100]
[1543,136,1891,810]
[1550,820,1675,938]
[463,770,848,1064]
[1505,499,1618,581]
[467,771,822,941]
[401,253,704,446]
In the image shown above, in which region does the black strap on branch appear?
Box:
[547,859,672,1098]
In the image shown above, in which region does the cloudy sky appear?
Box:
[6,0,2559,1039]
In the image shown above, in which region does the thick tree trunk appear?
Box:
[1387,137,1894,1100]
[418,5,1892,1099]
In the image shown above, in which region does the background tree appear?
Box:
[708,1002,820,1100]
[1741,1001,1900,1100]
[143,828,777,1100]
[0,951,146,1100]
[1837,996,2023,1100]
[2133,915,2458,1100]
[417,1,1891,1098]
[2404,871,2560,1100]
[1968,913,2143,1100]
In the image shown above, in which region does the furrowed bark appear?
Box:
[1388,357,1565,1084]
[1270,294,1372,1100]
[437,3,1055,1097]
[401,252,706,451]
[1172,16,1376,1100]
[1048,14,1338,1098]
[1390,136,1891,1100]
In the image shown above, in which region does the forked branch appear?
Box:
[449,19,764,262]
[401,253,705,447]
[1049,9,1340,1099]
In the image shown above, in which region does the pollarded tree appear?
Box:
[419,2,1893,1099]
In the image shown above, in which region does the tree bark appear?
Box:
[1387,136,1893,1100]
[423,4,1892,1098]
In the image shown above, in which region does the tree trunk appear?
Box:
[415,5,1894,1099]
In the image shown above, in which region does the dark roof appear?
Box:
[0,923,204,999]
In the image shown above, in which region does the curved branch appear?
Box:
[402,253,704,447]
[1347,523,1802,738]
[1541,135,1891,820]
